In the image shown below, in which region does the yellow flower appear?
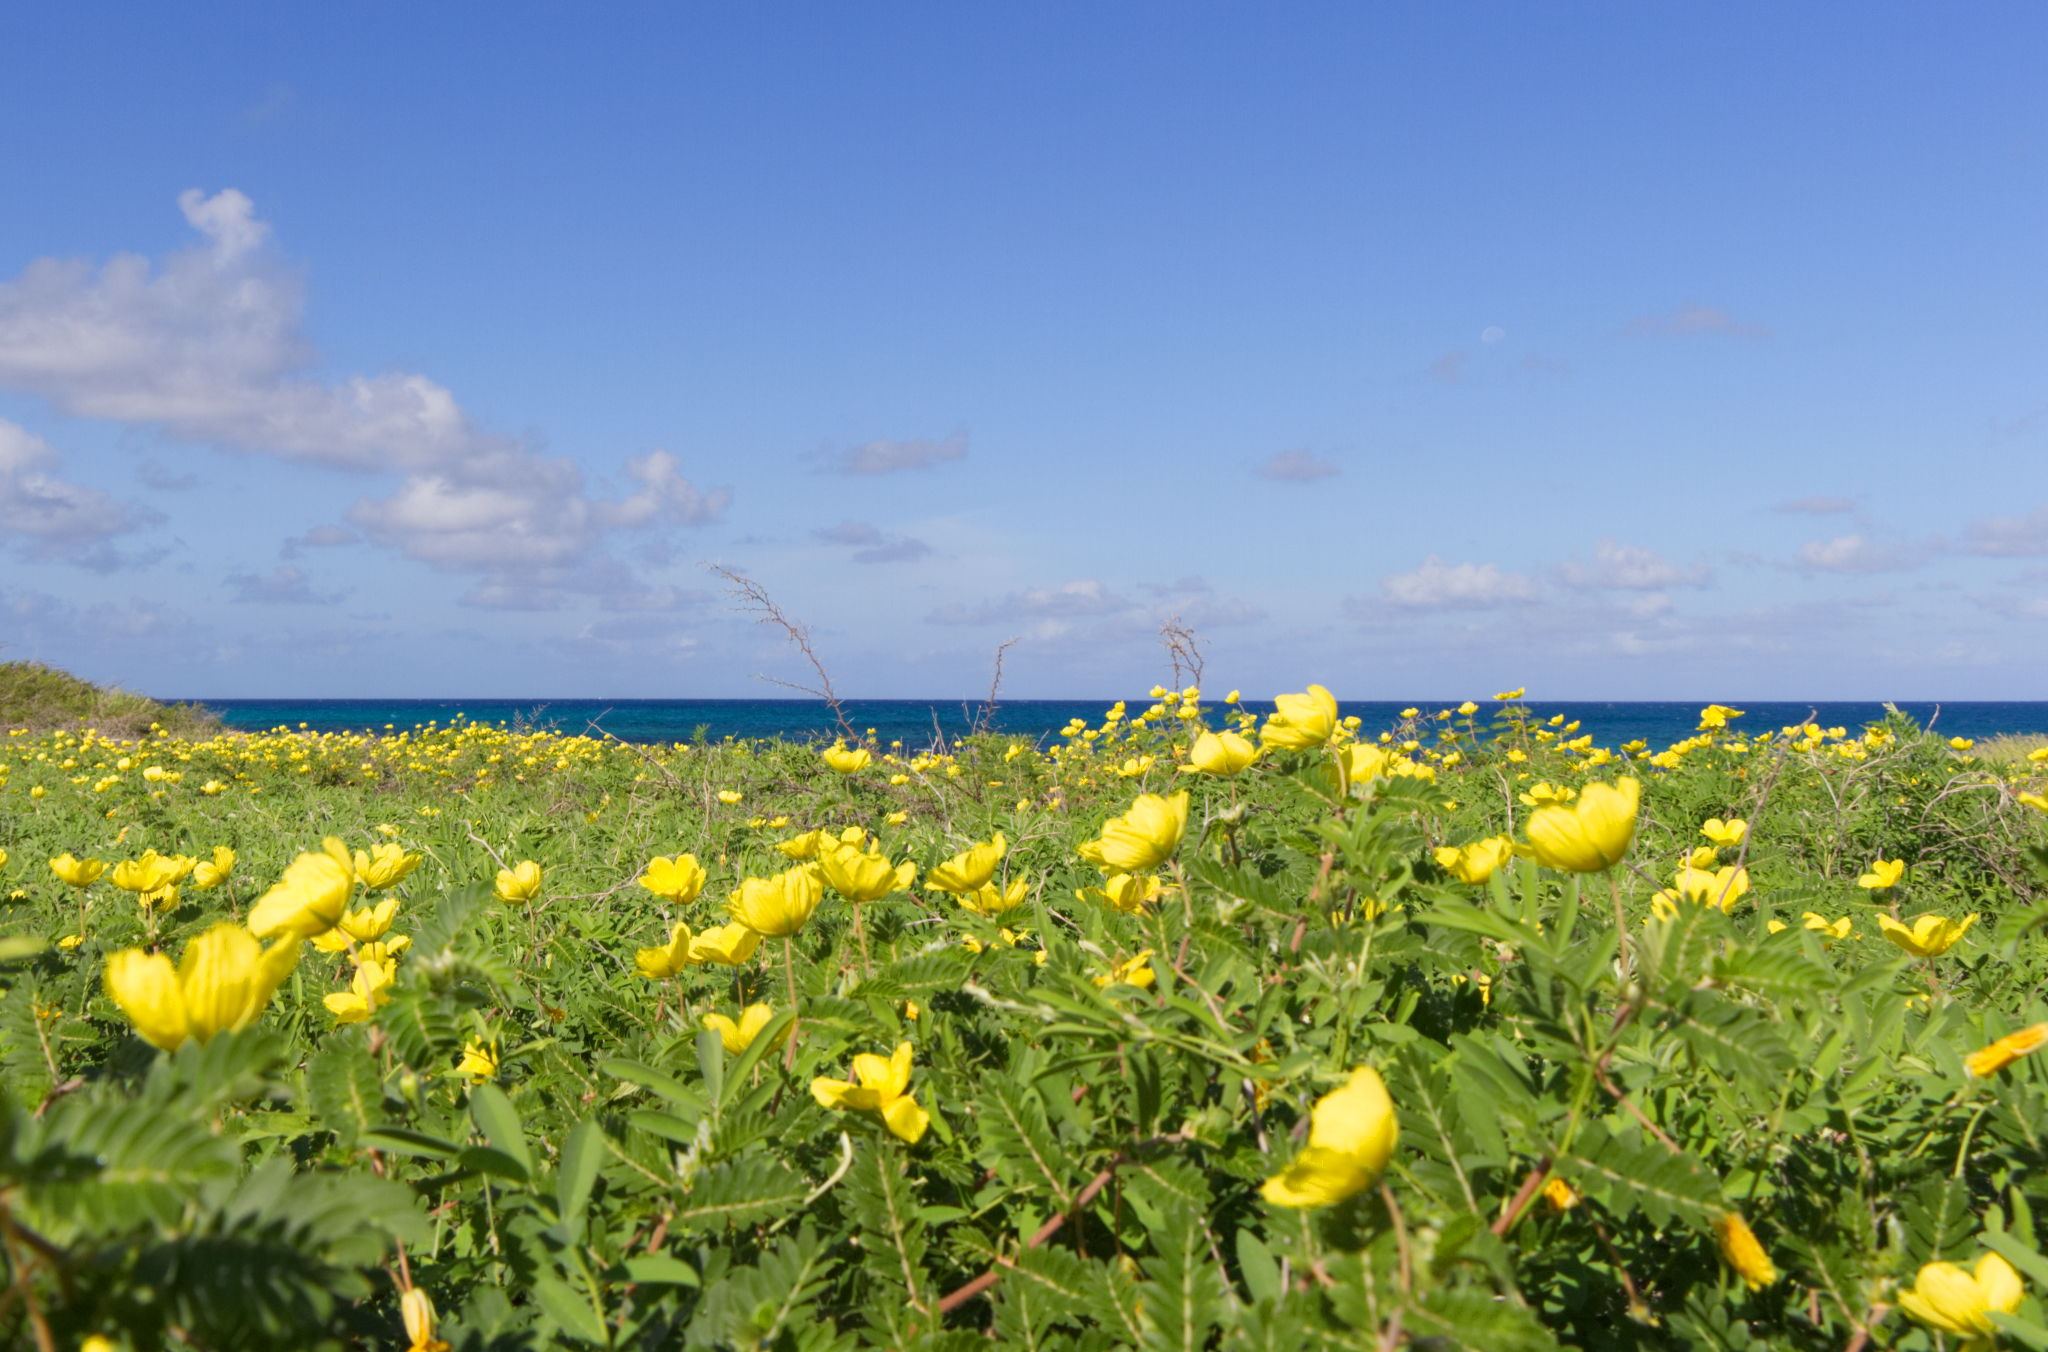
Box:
[640,853,708,903]
[353,842,423,889]
[811,1042,930,1143]
[1967,1023,2048,1077]
[103,923,302,1051]
[729,865,825,936]
[1330,743,1390,794]
[702,1002,775,1052]
[1950,736,1976,751]
[323,957,396,1023]
[635,921,696,979]
[1260,684,1339,750]
[687,922,765,966]
[191,845,237,890]
[1801,912,1853,940]
[1858,858,1905,890]
[110,849,193,894]
[1524,778,1640,873]
[1076,872,1163,914]
[1493,687,1525,701]
[1182,731,1258,777]
[50,852,108,887]
[1518,782,1576,808]
[823,742,872,773]
[2021,792,2048,813]
[817,843,915,903]
[1898,1252,2024,1344]
[1878,912,1977,958]
[1077,791,1188,872]
[318,896,402,947]
[1542,1176,1580,1212]
[1433,836,1512,885]
[1095,949,1157,990]
[775,825,865,860]
[1261,1066,1400,1208]
[716,789,744,805]
[402,1287,451,1352]
[494,859,543,904]
[958,878,1030,917]
[1653,864,1751,915]
[1713,1212,1779,1290]
[1697,704,1745,730]
[1701,817,1747,847]
[456,1038,499,1083]
[924,833,1008,893]
[248,851,355,939]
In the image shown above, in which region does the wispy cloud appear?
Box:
[225,564,341,606]
[1557,540,1709,591]
[1774,495,1857,516]
[1253,450,1340,482]
[0,418,158,570]
[280,524,359,559]
[1380,556,1538,609]
[1961,503,2048,558]
[1428,351,1469,384]
[811,432,967,476]
[811,519,933,564]
[1795,533,1935,574]
[1626,304,1770,339]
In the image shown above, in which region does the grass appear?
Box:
[0,660,219,738]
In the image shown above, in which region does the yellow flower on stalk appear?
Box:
[111,849,194,894]
[335,895,402,943]
[191,846,236,890]
[1493,687,1525,701]
[923,833,1007,893]
[635,921,696,979]
[1182,731,1257,778]
[687,922,764,966]
[50,853,107,887]
[822,742,872,773]
[248,851,355,939]
[1095,949,1157,990]
[456,1038,499,1083]
[1701,817,1747,847]
[811,1042,930,1142]
[1858,858,1905,890]
[775,826,865,861]
[640,853,708,903]
[494,860,543,904]
[1878,912,1977,958]
[958,878,1029,917]
[1077,791,1188,873]
[1698,704,1745,730]
[2021,792,2048,813]
[353,842,423,889]
[1261,1066,1400,1208]
[1518,782,1576,808]
[1260,684,1339,750]
[1713,1212,1779,1290]
[1433,836,1512,885]
[402,1288,451,1352]
[323,958,396,1024]
[1796,912,1852,940]
[1652,865,1751,916]
[1076,871,1163,914]
[1966,1023,2048,1078]
[1330,743,1390,795]
[1897,1252,2024,1345]
[103,922,302,1051]
[1524,778,1640,873]
[817,843,915,903]
[716,789,744,805]
[729,865,825,936]
[1542,1176,1580,1212]
[701,1002,775,1053]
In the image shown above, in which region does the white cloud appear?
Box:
[1558,540,1709,591]
[1795,533,1933,574]
[226,564,341,606]
[1380,556,1538,609]
[0,191,727,590]
[1774,495,1857,516]
[811,519,933,564]
[812,433,967,476]
[1254,450,1340,482]
[1962,504,2048,558]
[929,579,1128,626]
[0,418,156,568]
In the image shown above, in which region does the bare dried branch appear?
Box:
[710,565,856,742]
[1160,615,1205,689]
[968,636,1019,737]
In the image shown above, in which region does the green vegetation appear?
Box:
[0,660,218,738]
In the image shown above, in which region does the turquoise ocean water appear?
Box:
[182,697,2048,748]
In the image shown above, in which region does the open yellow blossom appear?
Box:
[1331,743,1390,794]
[1095,949,1157,990]
[111,849,194,894]
[1878,911,1977,958]
[775,826,866,860]
[1966,1022,2048,1077]
[1697,704,1745,730]
[702,1002,775,1052]
[192,846,237,890]
[1519,782,1576,808]
[811,1041,930,1143]
[1897,1252,2023,1345]
[324,957,396,1023]
[1525,778,1640,873]
[249,851,355,939]
[494,860,543,904]
[50,853,108,887]
[1542,1177,1580,1212]
[1700,817,1747,847]
[640,853,708,903]
[1077,791,1188,872]
[1182,730,1258,777]
[687,922,765,966]
[1652,865,1751,916]
[456,1038,499,1083]
[822,742,872,773]
[817,843,915,902]
[1077,871,1163,914]
[958,877,1029,917]
[634,922,696,979]
[1713,1213,1779,1290]
[2021,792,2048,813]
[353,842,423,890]
[104,922,302,1051]
[1493,687,1525,701]
[924,833,1007,893]
[1433,836,1512,885]
[716,789,744,805]
[1857,858,1905,890]
[1261,1066,1400,1208]
[729,865,825,936]
[1260,684,1339,750]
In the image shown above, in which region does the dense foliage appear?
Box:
[3,688,2048,1349]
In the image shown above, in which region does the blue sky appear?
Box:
[1,5,2044,700]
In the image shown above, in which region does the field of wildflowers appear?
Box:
[3,686,2048,1349]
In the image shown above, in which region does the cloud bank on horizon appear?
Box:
[0,7,2042,701]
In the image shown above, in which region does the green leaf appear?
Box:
[468,1082,532,1179]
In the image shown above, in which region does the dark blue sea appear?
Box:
[180,698,2048,749]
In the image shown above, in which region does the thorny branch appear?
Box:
[711,565,856,742]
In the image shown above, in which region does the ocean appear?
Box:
[181,697,2048,749]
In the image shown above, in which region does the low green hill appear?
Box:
[0,661,219,737]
